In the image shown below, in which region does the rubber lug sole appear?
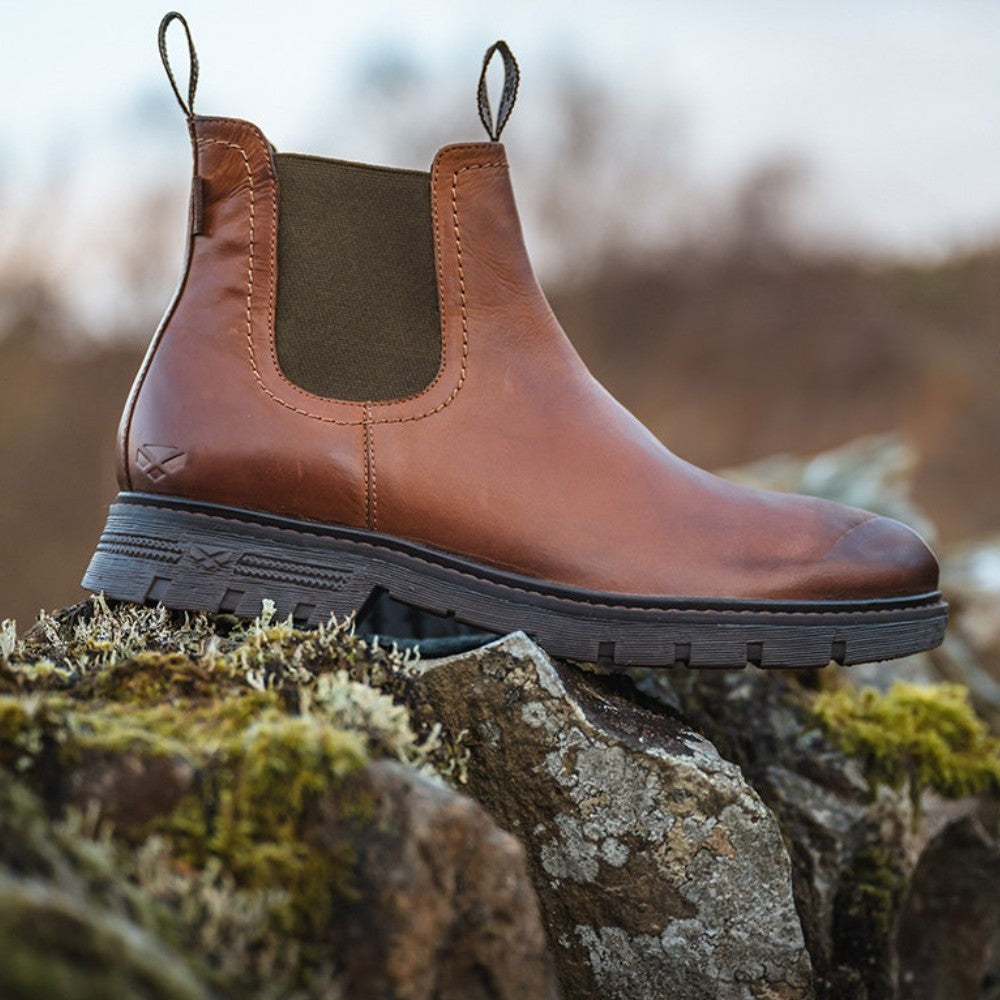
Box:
[82,493,949,670]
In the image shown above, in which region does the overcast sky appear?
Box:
[4,0,1000,326]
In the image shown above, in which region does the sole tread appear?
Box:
[82,494,949,670]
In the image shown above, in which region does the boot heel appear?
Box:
[83,495,376,626]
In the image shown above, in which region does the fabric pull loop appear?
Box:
[158,11,199,118]
[477,40,520,142]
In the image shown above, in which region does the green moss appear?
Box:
[0,774,206,987]
[811,681,1000,803]
[831,845,908,1000]
[0,875,209,1000]
[74,652,224,704]
[1,597,467,780]
[0,694,75,777]
[0,668,373,939]
[0,697,31,744]
[0,596,471,996]
[161,714,369,938]
[69,693,281,761]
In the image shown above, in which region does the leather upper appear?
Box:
[120,115,939,602]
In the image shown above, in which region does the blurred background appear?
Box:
[2,0,999,652]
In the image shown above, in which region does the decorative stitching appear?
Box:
[362,406,371,530]
[121,119,208,490]
[195,131,505,427]
[363,403,375,531]
[368,404,379,531]
[366,160,506,424]
[267,142,278,380]
[197,136,261,420]
[368,160,506,426]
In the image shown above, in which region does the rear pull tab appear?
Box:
[158,11,199,118]
[190,175,204,236]
[477,40,519,142]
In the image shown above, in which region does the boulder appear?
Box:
[59,753,559,1000]
[4,596,998,1000]
[417,633,814,1000]
[641,667,1000,999]
[326,760,558,1000]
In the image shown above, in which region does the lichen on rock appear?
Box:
[416,632,814,1000]
[641,664,1000,999]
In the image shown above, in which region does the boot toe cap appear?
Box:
[821,514,939,600]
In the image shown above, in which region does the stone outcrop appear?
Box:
[331,761,557,1000]
[415,630,999,1000]
[2,595,999,999]
[0,759,557,1000]
[641,667,1000,999]
[417,634,814,1000]
[0,600,557,1000]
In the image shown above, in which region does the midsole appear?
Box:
[115,492,944,619]
[84,493,949,667]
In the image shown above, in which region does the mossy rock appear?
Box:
[811,680,1000,805]
[0,875,209,1000]
[0,597,478,998]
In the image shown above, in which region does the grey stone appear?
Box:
[641,667,1000,1000]
[418,633,814,1000]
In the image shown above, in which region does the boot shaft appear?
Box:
[119,25,549,532]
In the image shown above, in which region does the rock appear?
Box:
[896,809,1000,1000]
[66,753,557,1000]
[56,752,558,1000]
[331,761,557,1000]
[639,667,1000,1000]
[0,599,557,1000]
[5,596,998,999]
[417,633,814,1000]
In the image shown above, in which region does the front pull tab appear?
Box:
[477,40,519,142]
[158,11,199,118]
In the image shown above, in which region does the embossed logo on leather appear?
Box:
[136,444,187,482]
[187,545,234,570]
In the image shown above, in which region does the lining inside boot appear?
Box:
[273,153,442,402]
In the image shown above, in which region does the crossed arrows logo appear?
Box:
[136,444,187,482]
[186,545,233,570]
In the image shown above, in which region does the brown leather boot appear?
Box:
[83,14,947,668]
